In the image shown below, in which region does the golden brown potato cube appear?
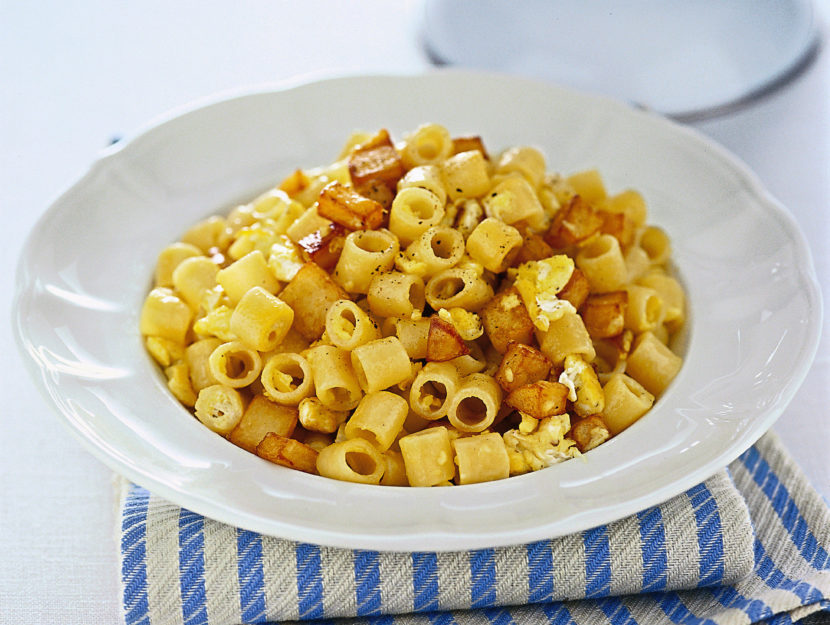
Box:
[480,286,535,354]
[451,135,489,160]
[349,144,404,189]
[544,195,604,248]
[229,395,299,453]
[256,432,319,474]
[570,415,611,452]
[278,262,350,340]
[426,316,470,362]
[557,267,591,310]
[278,168,311,197]
[514,233,554,265]
[505,380,569,419]
[316,181,385,231]
[599,210,636,249]
[582,291,628,338]
[297,223,347,270]
[494,341,552,392]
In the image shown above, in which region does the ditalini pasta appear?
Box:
[140,124,687,486]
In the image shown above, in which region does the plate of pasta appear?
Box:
[14,72,821,550]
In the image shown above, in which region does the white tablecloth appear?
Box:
[2,2,827,622]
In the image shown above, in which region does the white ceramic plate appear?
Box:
[13,72,822,551]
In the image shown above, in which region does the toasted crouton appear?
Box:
[297,223,347,270]
[348,129,404,210]
[570,415,611,452]
[451,135,489,159]
[278,262,349,340]
[557,267,591,310]
[480,286,534,353]
[316,181,385,230]
[544,195,604,248]
[582,291,628,338]
[230,396,298,453]
[494,341,552,392]
[505,380,569,419]
[426,316,470,362]
[256,432,319,474]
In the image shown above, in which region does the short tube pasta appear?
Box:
[305,345,363,411]
[325,299,381,350]
[624,285,664,333]
[208,341,263,388]
[333,229,399,294]
[625,331,683,396]
[446,373,502,433]
[389,187,445,245]
[316,438,386,484]
[601,373,655,435]
[350,337,412,394]
[367,272,425,319]
[409,361,460,420]
[403,226,465,278]
[399,123,453,169]
[425,267,494,312]
[398,426,455,486]
[194,384,245,434]
[261,352,314,405]
[397,165,447,206]
[576,234,628,293]
[344,391,408,451]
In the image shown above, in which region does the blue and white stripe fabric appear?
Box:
[120,431,830,624]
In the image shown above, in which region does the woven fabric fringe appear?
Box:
[120,431,830,625]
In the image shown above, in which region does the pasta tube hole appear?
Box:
[345,450,381,476]
[416,380,449,413]
[408,281,425,310]
[408,195,438,220]
[429,233,457,259]
[354,230,395,254]
[433,276,465,299]
[454,396,489,427]
[321,386,353,407]
[224,353,255,380]
[579,235,614,260]
[644,295,662,326]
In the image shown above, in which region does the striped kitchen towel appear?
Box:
[120,431,830,624]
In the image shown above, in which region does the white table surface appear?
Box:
[2,2,828,622]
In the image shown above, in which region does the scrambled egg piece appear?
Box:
[145,336,184,367]
[503,413,580,475]
[558,354,605,417]
[513,255,576,331]
[438,307,483,341]
[193,305,236,341]
[268,235,304,282]
[394,251,428,278]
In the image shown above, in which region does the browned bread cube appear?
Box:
[570,415,611,452]
[480,286,534,354]
[297,223,347,270]
[504,380,569,419]
[316,181,385,231]
[582,291,628,338]
[426,316,470,362]
[557,268,591,310]
[544,195,604,248]
[494,342,552,393]
[256,432,319,474]
[278,262,349,340]
[451,135,489,160]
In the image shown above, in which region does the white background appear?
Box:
[2,2,828,622]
